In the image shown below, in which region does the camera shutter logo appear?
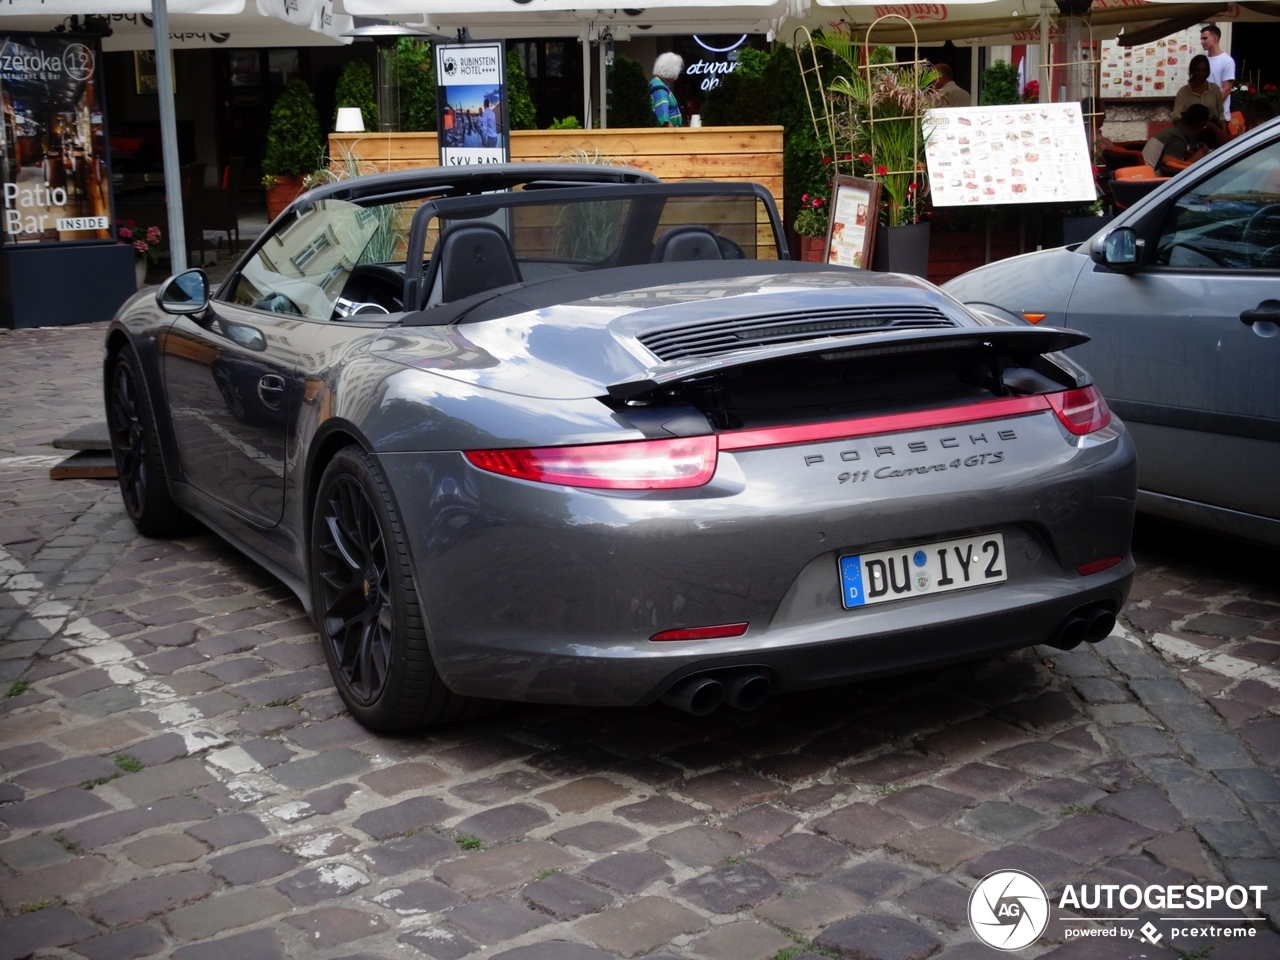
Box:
[443,57,457,77]
[969,869,1050,951]
[64,43,94,82]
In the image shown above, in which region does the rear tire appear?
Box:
[310,446,484,730]
[106,347,196,538]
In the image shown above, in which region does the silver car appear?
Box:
[106,165,1136,730]
[945,117,1280,547]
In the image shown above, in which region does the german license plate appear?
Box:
[839,533,1007,609]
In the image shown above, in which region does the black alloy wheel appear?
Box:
[105,348,193,538]
[310,446,482,730]
[315,475,394,704]
[109,359,147,518]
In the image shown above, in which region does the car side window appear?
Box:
[1155,140,1280,270]
[228,199,386,320]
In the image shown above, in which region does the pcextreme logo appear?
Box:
[969,871,1270,950]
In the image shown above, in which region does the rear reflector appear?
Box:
[1078,556,1124,576]
[651,622,749,642]
[465,435,717,489]
[1046,384,1112,435]
[1022,312,1047,324]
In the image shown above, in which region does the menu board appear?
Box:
[1100,27,1199,98]
[923,103,1096,207]
[825,176,880,269]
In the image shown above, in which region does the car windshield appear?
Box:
[231,198,418,319]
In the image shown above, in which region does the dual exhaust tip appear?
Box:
[661,604,1118,711]
[1047,604,1117,650]
[661,669,772,716]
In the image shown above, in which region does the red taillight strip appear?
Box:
[717,395,1052,452]
[1078,556,1124,576]
[651,623,749,642]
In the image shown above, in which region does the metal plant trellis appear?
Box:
[1045,15,1104,154]
[794,16,928,219]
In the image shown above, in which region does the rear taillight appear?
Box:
[1046,385,1112,435]
[465,435,718,490]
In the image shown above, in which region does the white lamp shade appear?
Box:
[335,107,365,132]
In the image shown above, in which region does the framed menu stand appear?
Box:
[824,175,882,269]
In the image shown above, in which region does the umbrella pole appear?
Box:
[581,25,591,130]
[151,0,185,273]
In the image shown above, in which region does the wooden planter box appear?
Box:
[329,126,781,200]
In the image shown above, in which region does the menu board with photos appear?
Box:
[1100,27,1199,98]
[923,103,1096,207]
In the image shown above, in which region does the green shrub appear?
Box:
[506,48,537,131]
[333,60,378,132]
[263,80,321,177]
[608,55,657,128]
[549,115,582,129]
[981,60,1021,105]
[396,39,434,132]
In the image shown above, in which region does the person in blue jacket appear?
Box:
[650,53,684,127]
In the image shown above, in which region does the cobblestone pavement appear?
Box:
[1,322,1279,960]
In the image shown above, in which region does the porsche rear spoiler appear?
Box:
[606,325,1090,400]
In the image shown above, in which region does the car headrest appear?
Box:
[436,222,522,303]
[651,226,724,263]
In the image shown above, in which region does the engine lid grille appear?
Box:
[637,305,957,361]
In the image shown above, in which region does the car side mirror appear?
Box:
[1090,227,1144,274]
[156,269,210,315]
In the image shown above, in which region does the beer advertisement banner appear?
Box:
[0,34,112,244]
[435,41,508,167]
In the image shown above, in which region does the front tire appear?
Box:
[310,446,482,730]
[106,347,195,538]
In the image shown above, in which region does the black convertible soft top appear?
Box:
[291,163,660,208]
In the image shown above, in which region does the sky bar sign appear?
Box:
[435,41,509,167]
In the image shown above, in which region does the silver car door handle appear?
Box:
[257,374,286,408]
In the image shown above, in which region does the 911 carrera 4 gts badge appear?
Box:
[806,428,1018,482]
[840,533,1008,608]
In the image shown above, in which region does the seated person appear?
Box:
[1142,105,1211,175]
[1172,55,1227,145]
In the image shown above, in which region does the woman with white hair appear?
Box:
[650,52,684,127]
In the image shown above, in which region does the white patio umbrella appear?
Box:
[336,0,795,128]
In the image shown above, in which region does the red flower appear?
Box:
[841,153,852,161]
[858,153,871,163]
[801,193,810,202]
[813,197,824,207]
[822,156,832,165]
[876,165,887,176]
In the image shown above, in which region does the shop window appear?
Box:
[230,50,260,88]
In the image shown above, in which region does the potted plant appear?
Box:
[793,192,829,261]
[809,35,943,276]
[263,79,321,220]
[118,220,161,287]
[333,61,379,133]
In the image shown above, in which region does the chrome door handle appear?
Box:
[257,374,286,408]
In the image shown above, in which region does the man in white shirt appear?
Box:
[1200,24,1235,115]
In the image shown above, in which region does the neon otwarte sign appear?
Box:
[686,34,747,91]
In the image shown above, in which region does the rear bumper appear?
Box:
[379,410,1137,706]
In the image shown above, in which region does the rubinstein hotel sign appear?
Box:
[969,869,1269,950]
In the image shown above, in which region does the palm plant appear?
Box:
[806,32,943,226]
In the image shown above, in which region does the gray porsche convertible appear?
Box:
[105,164,1137,730]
